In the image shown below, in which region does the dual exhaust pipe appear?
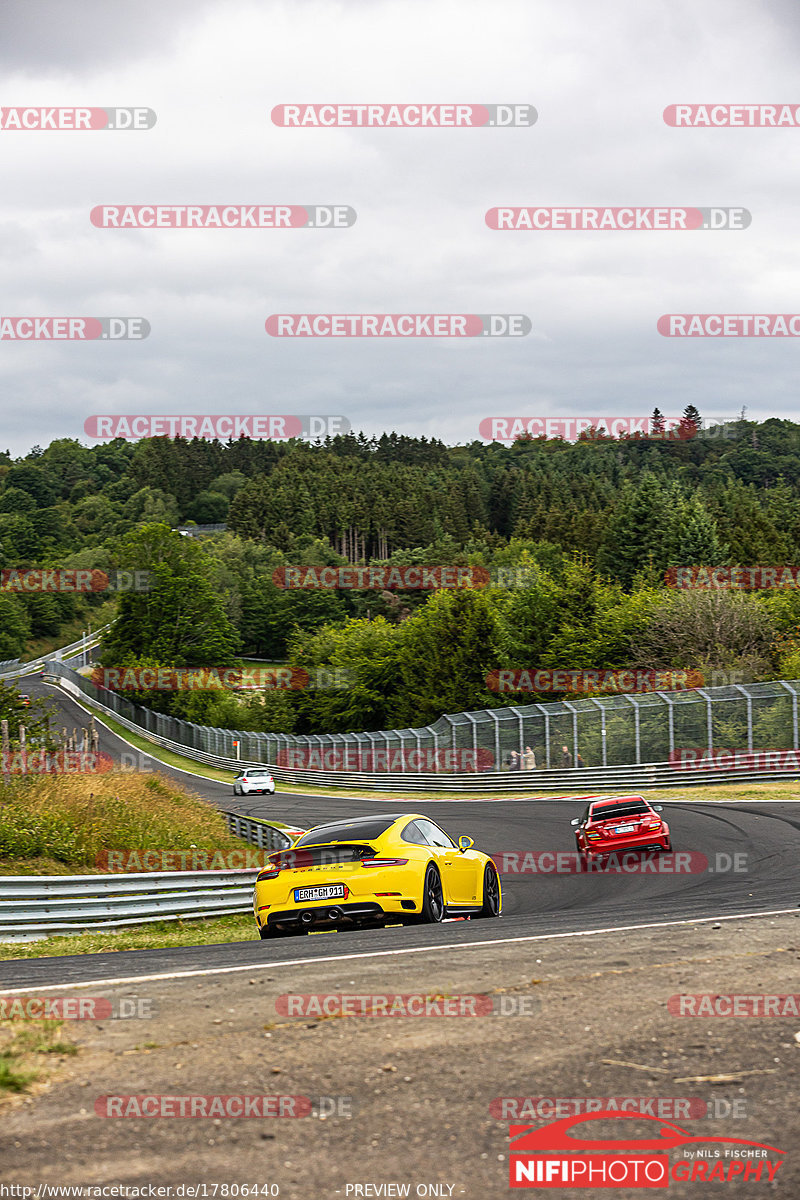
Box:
[300,907,342,925]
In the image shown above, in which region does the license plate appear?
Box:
[614,824,636,834]
[294,884,346,902]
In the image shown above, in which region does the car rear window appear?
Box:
[590,802,650,820]
[268,845,377,869]
[294,818,399,846]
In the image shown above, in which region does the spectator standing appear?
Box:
[561,744,573,768]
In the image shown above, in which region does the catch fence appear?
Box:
[43,660,800,780]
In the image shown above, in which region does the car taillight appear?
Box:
[646,821,662,829]
[361,858,409,868]
[257,867,280,880]
[586,831,600,839]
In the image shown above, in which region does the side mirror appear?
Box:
[458,835,474,853]
[570,818,580,826]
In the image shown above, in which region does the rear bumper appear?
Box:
[265,901,393,930]
[582,835,670,857]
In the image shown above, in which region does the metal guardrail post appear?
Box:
[733,684,753,753]
[779,681,799,749]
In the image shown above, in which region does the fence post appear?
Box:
[2,719,9,785]
[780,682,799,750]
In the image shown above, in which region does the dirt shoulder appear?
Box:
[1,913,798,1198]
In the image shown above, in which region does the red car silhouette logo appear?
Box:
[511,1110,783,1154]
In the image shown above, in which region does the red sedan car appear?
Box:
[571,795,670,863]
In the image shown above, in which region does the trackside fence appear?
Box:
[40,661,800,791]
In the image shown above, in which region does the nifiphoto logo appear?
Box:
[271,103,537,127]
[509,1112,784,1188]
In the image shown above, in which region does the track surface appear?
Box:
[5,677,798,989]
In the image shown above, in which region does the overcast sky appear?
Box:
[1,0,799,458]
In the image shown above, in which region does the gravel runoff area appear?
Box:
[1,912,798,1199]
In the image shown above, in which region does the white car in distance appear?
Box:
[233,770,276,796]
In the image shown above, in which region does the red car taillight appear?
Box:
[257,866,280,880]
[360,858,409,868]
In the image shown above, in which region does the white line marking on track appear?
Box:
[4,907,797,994]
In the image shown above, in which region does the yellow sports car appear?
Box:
[253,812,501,938]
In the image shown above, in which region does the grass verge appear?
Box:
[0,1018,78,1098]
[0,912,259,960]
[0,771,246,869]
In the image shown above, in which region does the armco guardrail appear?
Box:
[0,625,110,680]
[0,869,258,942]
[221,811,301,849]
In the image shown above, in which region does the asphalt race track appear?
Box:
[4,677,798,989]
